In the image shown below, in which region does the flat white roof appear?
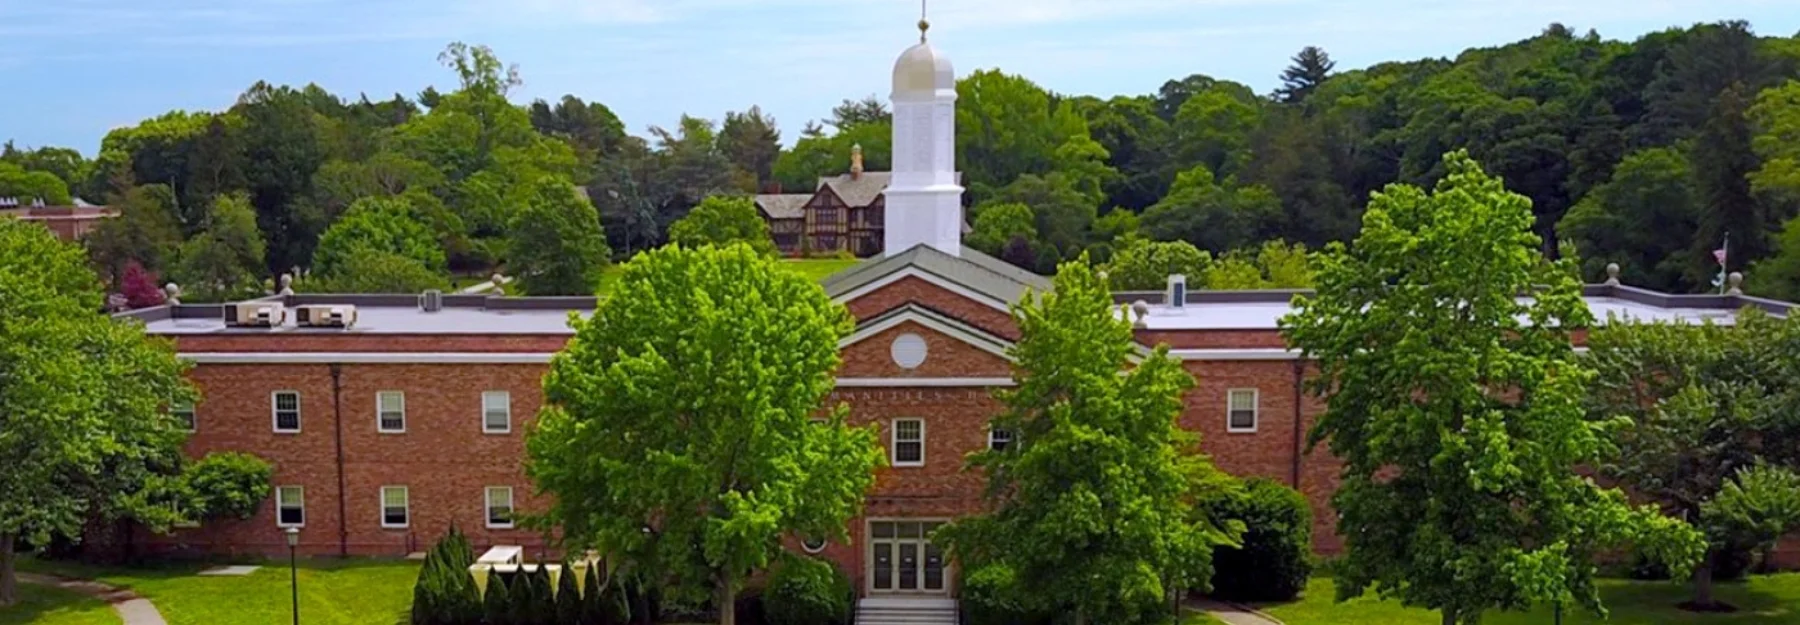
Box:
[1132,296,1748,331]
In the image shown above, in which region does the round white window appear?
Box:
[891,333,928,369]
[802,537,828,553]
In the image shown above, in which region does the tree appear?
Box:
[935,259,1239,625]
[1557,148,1701,290]
[307,249,449,294]
[1141,166,1281,254]
[180,452,274,522]
[1748,214,1800,300]
[668,195,777,256]
[233,81,330,274]
[85,184,184,285]
[0,218,196,606]
[717,107,782,189]
[1585,309,1800,609]
[965,202,1039,258]
[1280,151,1704,624]
[985,174,1095,260]
[1101,239,1210,291]
[175,194,267,302]
[0,161,71,205]
[829,95,890,129]
[1276,46,1336,104]
[311,196,446,279]
[439,42,522,97]
[119,261,167,309]
[527,244,884,625]
[506,178,610,296]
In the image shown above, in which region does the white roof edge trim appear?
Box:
[180,352,555,364]
[840,307,1014,361]
[832,267,1011,312]
[1167,346,1592,361]
[835,378,1015,387]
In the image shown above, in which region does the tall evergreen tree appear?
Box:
[1276,46,1337,104]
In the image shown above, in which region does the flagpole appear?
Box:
[1719,231,1730,295]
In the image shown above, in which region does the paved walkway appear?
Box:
[18,572,167,625]
[1189,598,1284,625]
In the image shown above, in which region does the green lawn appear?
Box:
[21,558,420,625]
[1261,575,1800,625]
[0,583,120,625]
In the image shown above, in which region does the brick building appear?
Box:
[112,18,1798,606]
[0,197,115,241]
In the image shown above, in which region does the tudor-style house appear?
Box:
[757,145,891,258]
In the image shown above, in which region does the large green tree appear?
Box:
[1101,238,1210,291]
[0,218,196,605]
[175,194,267,302]
[668,195,777,256]
[505,178,609,296]
[1557,147,1702,290]
[311,196,446,279]
[1141,165,1281,254]
[936,259,1239,625]
[1585,309,1800,608]
[1280,151,1704,624]
[85,184,184,286]
[526,244,883,625]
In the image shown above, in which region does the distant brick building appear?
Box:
[0,197,115,241]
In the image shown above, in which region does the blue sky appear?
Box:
[3,0,1797,154]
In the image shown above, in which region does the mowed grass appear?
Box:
[21,558,420,625]
[1262,574,1800,625]
[0,583,120,625]
[595,257,862,296]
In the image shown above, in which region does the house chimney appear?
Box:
[850,143,864,180]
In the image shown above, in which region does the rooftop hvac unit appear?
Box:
[295,304,357,328]
[223,302,286,328]
[419,289,444,312]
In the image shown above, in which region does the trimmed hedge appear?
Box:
[763,556,853,625]
[1199,478,1313,602]
[410,528,630,625]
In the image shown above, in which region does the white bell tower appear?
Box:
[885,8,963,257]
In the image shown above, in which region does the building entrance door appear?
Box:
[868,520,947,594]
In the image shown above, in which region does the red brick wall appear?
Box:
[144,363,554,558]
[839,321,1011,379]
[844,276,1019,341]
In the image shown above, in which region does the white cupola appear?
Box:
[885,17,964,257]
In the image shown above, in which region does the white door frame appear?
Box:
[865,518,953,596]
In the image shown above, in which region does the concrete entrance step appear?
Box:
[856,597,958,625]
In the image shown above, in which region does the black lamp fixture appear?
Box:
[284,526,300,625]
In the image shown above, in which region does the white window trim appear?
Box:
[380,486,409,528]
[987,427,1013,451]
[276,485,305,528]
[485,486,514,529]
[173,401,197,433]
[1227,388,1259,433]
[892,418,925,467]
[376,391,406,433]
[271,391,301,434]
[482,391,512,434]
[801,537,828,554]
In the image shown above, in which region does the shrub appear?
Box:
[411,527,479,625]
[958,568,1051,625]
[1197,478,1313,602]
[182,452,273,521]
[763,556,852,625]
[483,574,513,625]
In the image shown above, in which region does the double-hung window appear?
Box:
[272,391,301,433]
[276,486,305,527]
[485,487,514,529]
[1227,388,1259,433]
[377,391,405,433]
[892,419,924,467]
[172,401,196,432]
[381,486,409,528]
[483,391,511,434]
[988,428,1014,452]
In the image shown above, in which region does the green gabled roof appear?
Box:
[821,244,1051,306]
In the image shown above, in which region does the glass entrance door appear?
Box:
[869,521,947,594]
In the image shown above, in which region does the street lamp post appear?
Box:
[284,526,300,625]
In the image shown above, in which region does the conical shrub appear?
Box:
[554,562,582,624]
[483,573,513,625]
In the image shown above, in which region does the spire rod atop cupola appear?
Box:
[919,0,929,42]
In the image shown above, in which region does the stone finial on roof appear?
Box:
[1604,263,1621,287]
[1131,300,1149,329]
[1727,272,1744,296]
[164,283,182,306]
[278,273,295,296]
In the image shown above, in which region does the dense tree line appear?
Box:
[5,21,1800,300]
